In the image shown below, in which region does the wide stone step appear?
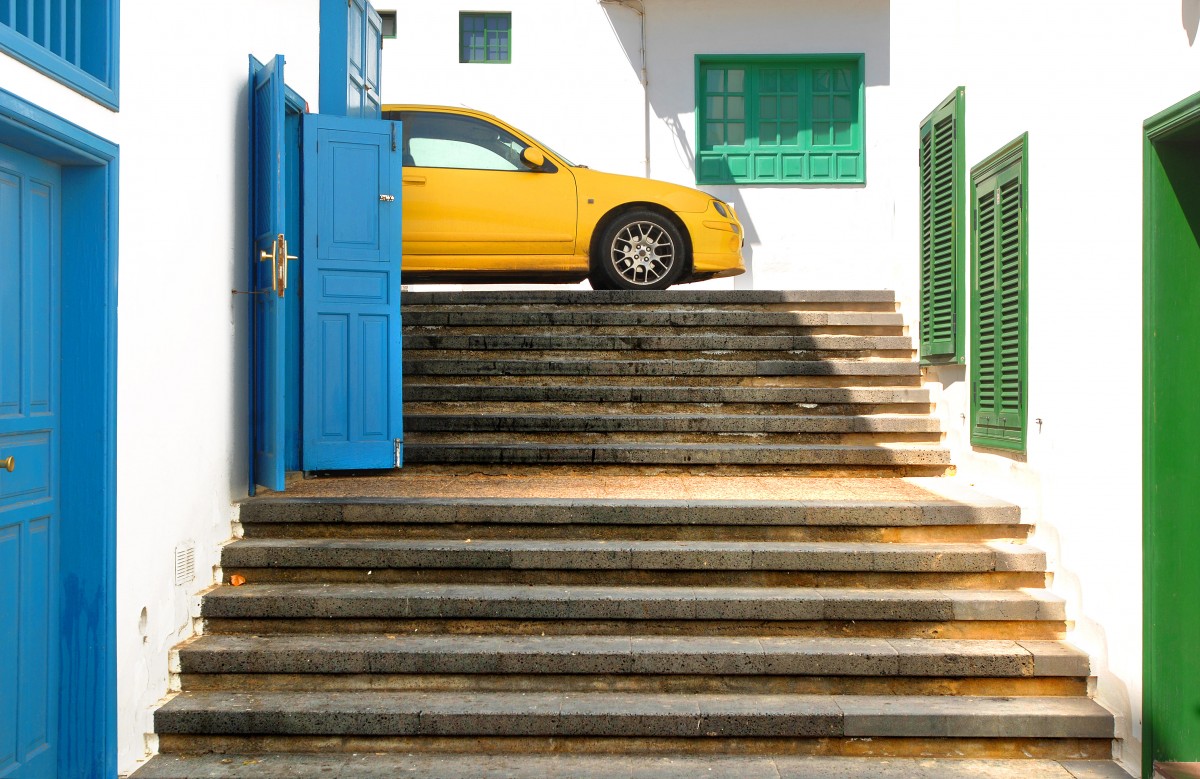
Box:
[402,290,898,307]
[238,495,1021,528]
[200,583,1065,622]
[403,358,918,378]
[153,690,1112,739]
[402,384,932,406]
[402,310,904,329]
[403,333,915,352]
[403,442,951,467]
[129,754,1133,779]
[221,539,1043,573]
[403,413,942,435]
[176,635,1088,678]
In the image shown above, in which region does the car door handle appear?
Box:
[403,175,426,186]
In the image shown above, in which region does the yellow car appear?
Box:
[381,104,745,290]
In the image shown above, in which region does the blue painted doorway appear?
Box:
[0,140,61,778]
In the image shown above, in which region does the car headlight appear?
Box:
[712,200,729,218]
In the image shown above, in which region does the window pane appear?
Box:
[833,95,853,121]
[780,123,798,144]
[727,96,744,121]
[706,123,725,146]
[760,122,778,145]
[727,123,745,145]
[780,95,799,121]
[833,68,852,91]
[780,69,799,93]
[812,97,830,121]
[402,112,529,170]
[814,69,830,91]
[760,97,777,120]
[707,69,724,92]
[727,69,745,92]
[761,69,778,92]
[834,122,852,145]
[707,97,724,120]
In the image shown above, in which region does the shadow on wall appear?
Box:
[1186,0,1200,45]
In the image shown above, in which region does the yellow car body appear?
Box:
[381,104,745,289]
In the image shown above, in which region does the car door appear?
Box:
[394,111,577,271]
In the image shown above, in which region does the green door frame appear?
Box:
[1144,89,1200,777]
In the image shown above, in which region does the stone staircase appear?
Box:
[131,291,1123,778]
[400,290,951,474]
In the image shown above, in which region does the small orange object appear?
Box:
[230,574,246,586]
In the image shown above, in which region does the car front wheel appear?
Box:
[591,210,686,291]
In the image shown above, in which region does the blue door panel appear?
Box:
[0,171,18,417]
[0,141,60,778]
[249,55,289,493]
[302,113,403,470]
[0,522,17,769]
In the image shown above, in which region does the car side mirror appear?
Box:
[520,147,546,170]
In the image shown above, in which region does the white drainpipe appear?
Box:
[599,0,650,178]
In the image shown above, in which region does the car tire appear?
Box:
[591,210,687,291]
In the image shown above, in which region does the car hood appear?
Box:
[569,167,715,214]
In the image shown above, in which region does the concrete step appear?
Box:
[403,413,942,435]
[129,754,1133,779]
[402,383,932,407]
[152,690,1113,740]
[402,310,905,329]
[200,583,1065,623]
[237,495,1021,529]
[403,333,915,353]
[221,539,1044,574]
[403,357,919,379]
[402,290,899,307]
[176,635,1088,679]
[403,442,952,467]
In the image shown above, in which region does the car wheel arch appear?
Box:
[588,202,693,278]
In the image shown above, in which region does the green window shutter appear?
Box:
[696,55,864,185]
[919,88,965,363]
[970,136,1028,452]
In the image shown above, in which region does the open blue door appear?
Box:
[301,114,403,471]
[249,55,289,493]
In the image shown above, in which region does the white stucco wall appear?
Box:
[1,2,321,773]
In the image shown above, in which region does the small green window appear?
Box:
[460,12,511,63]
[970,134,1029,452]
[919,87,966,364]
[696,55,864,185]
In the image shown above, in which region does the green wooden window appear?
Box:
[919,87,966,364]
[970,135,1028,451]
[696,55,864,185]
[460,12,510,63]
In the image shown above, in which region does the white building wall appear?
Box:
[1,2,321,773]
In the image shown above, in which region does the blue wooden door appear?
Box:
[0,143,61,777]
[250,55,289,492]
[347,0,382,118]
[301,114,403,470]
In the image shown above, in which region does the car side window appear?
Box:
[395,112,531,171]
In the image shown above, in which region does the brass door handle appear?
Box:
[258,234,296,298]
[1,456,13,472]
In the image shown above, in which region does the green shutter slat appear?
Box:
[919,88,964,363]
[970,141,1027,452]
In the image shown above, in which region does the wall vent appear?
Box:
[174,543,196,586]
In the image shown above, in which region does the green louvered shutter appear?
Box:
[919,88,964,363]
[970,140,1027,451]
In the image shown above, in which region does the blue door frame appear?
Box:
[0,87,118,779]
